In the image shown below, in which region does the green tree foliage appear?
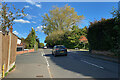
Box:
[35,41,38,51]
[42,5,84,35]
[36,38,40,48]
[44,30,65,47]
[39,43,44,47]
[23,28,37,49]
[64,26,88,49]
[111,8,120,54]
[0,2,26,31]
[45,25,88,49]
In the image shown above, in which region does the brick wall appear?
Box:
[16,49,34,55]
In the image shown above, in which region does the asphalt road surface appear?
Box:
[6,49,119,79]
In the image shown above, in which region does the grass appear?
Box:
[5,72,8,77]
[9,65,16,72]
[4,65,16,77]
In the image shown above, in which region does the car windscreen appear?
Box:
[56,46,65,49]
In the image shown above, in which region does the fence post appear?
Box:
[7,32,12,72]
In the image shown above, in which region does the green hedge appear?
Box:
[87,18,120,52]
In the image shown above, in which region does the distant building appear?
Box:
[17,38,24,51]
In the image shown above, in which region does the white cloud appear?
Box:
[24,5,30,8]
[41,25,46,28]
[14,19,30,23]
[13,31,27,38]
[13,31,19,35]
[26,0,42,8]
[35,26,41,32]
[32,21,36,23]
[26,14,36,20]
[35,4,41,8]
[26,0,35,4]
[35,25,45,32]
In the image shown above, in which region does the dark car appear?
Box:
[52,45,67,57]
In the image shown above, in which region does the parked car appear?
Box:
[52,45,67,57]
[44,46,47,49]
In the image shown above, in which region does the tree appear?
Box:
[40,43,44,48]
[79,36,88,49]
[24,27,36,49]
[44,25,88,49]
[0,2,26,32]
[111,7,120,55]
[42,5,84,35]
[36,38,40,48]
[45,30,65,47]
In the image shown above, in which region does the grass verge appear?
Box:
[5,72,8,77]
[5,65,16,77]
[9,65,16,72]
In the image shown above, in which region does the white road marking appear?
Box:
[81,60,104,69]
[41,49,53,78]
[41,52,50,67]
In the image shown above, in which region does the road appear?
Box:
[6,49,119,79]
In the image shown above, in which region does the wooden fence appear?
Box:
[0,31,18,78]
[0,31,2,79]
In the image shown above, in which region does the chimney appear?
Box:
[9,26,13,33]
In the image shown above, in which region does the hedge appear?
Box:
[87,18,120,52]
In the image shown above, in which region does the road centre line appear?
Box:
[81,60,104,69]
[41,52,50,67]
[41,49,53,78]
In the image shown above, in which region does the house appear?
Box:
[17,38,24,51]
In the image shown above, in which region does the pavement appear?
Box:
[5,50,50,78]
[5,49,120,79]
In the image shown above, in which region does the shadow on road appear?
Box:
[43,51,118,79]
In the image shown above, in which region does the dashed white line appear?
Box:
[81,60,104,69]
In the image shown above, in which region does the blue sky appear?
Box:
[4,1,118,44]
